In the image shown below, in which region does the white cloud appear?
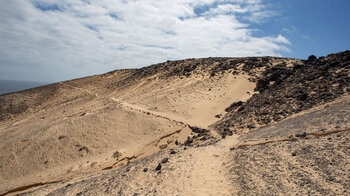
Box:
[0,0,290,82]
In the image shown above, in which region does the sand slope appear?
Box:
[18,96,350,196]
[0,53,349,195]
[0,58,258,194]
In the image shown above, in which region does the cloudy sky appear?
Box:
[0,0,349,83]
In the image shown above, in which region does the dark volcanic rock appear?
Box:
[222,128,233,138]
[155,163,162,171]
[183,136,193,146]
[295,132,307,138]
[255,79,269,91]
[161,158,168,163]
[308,55,317,62]
[215,50,350,136]
[189,126,209,134]
[225,101,243,112]
[294,92,308,101]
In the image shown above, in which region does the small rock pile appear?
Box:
[183,126,216,146]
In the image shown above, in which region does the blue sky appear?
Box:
[0,0,349,82]
[253,0,350,59]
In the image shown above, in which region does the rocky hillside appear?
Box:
[0,56,300,122]
[213,50,350,136]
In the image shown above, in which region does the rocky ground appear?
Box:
[226,96,350,195]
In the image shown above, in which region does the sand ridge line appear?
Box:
[59,82,96,96]
[102,154,142,171]
[147,127,185,147]
[235,128,350,148]
[60,82,189,126]
[103,125,189,171]
[0,180,63,196]
[110,97,189,126]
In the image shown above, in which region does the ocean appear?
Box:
[0,80,48,95]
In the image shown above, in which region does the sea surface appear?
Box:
[0,80,48,95]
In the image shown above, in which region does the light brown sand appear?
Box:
[0,69,253,194]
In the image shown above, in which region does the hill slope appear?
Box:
[19,96,350,196]
[0,51,349,195]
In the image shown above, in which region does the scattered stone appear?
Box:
[291,152,297,156]
[167,139,174,144]
[247,124,256,129]
[155,163,162,171]
[237,106,245,112]
[215,114,221,118]
[184,136,193,146]
[308,55,317,62]
[143,168,148,172]
[161,158,169,163]
[230,147,235,151]
[78,146,89,152]
[255,79,269,91]
[295,132,307,137]
[200,136,208,141]
[170,149,176,154]
[175,140,179,145]
[295,92,308,101]
[189,126,209,134]
[78,146,89,157]
[225,101,243,112]
[290,138,298,142]
[221,128,233,138]
[159,144,168,149]
[58,136,65,140]
[269,72,281,81]
[113,151,121,158]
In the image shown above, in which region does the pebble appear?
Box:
[155,163,162,171]
[161,158,169,163]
